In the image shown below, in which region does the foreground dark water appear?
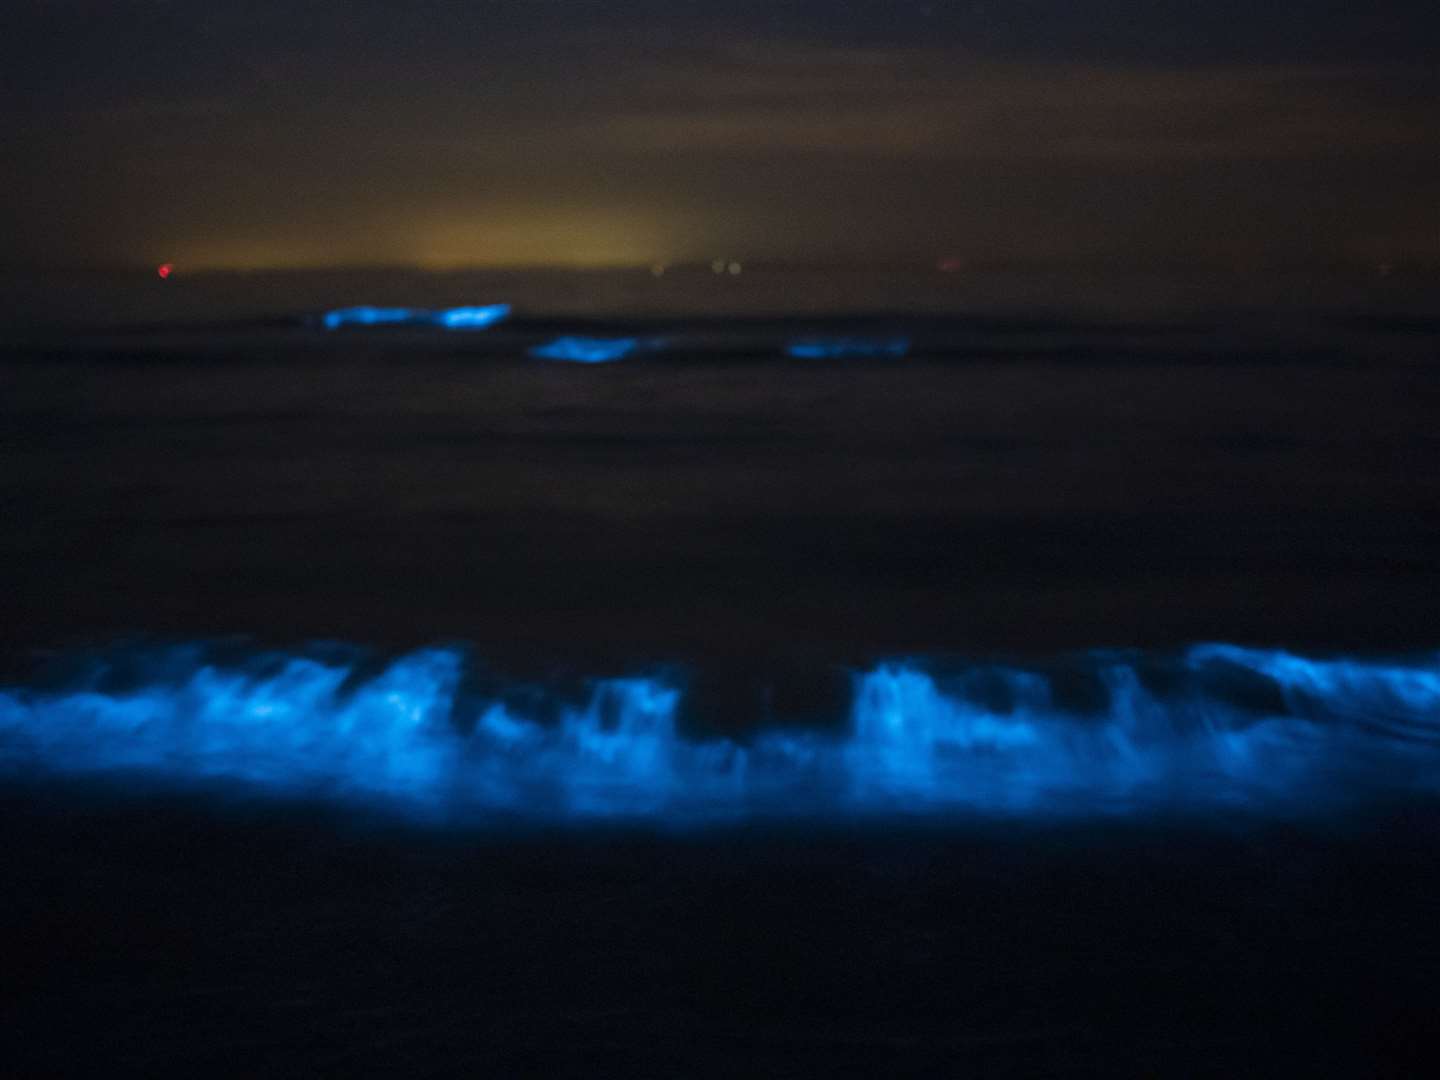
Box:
[4,286,1440,1072]
[5,794,1439,1075]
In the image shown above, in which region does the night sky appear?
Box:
[3,0,1438,268]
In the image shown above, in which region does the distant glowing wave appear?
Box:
[431,304,512,329]
[321,306,426,329]
[3,644,1439,825]
[786,337,910,359]
[313,314,929,363]
[320,305,511,330]
[528,336,652,364]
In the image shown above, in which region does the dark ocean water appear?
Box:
[4,269,1440,1073]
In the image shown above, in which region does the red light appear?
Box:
[157,263,173,279]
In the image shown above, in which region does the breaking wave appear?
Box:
[2,643,1438,825]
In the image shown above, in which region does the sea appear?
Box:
[3,264,1439,1074]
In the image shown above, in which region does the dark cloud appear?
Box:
[595,46,1437,162]
[1,2,1436,266]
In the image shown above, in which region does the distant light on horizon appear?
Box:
[156,263,174,280]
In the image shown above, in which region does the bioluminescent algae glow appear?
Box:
[321,306,427,329]
[433,304,511,329]
[786,337,910,359]
[3,644,1439,825]
[319,305,511,330]
[529,336,645,363]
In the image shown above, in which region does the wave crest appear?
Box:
[3,643,1438,824]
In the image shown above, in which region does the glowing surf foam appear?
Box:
[2,644,1438,824]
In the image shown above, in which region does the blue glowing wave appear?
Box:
[319,305,511,330]
[2,644,1438,825]
[786,337,910,359]
[321,306,427,329]
[528,336,660,363]
[432,304,511,329]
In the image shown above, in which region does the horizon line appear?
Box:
[2,255,1438,276]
